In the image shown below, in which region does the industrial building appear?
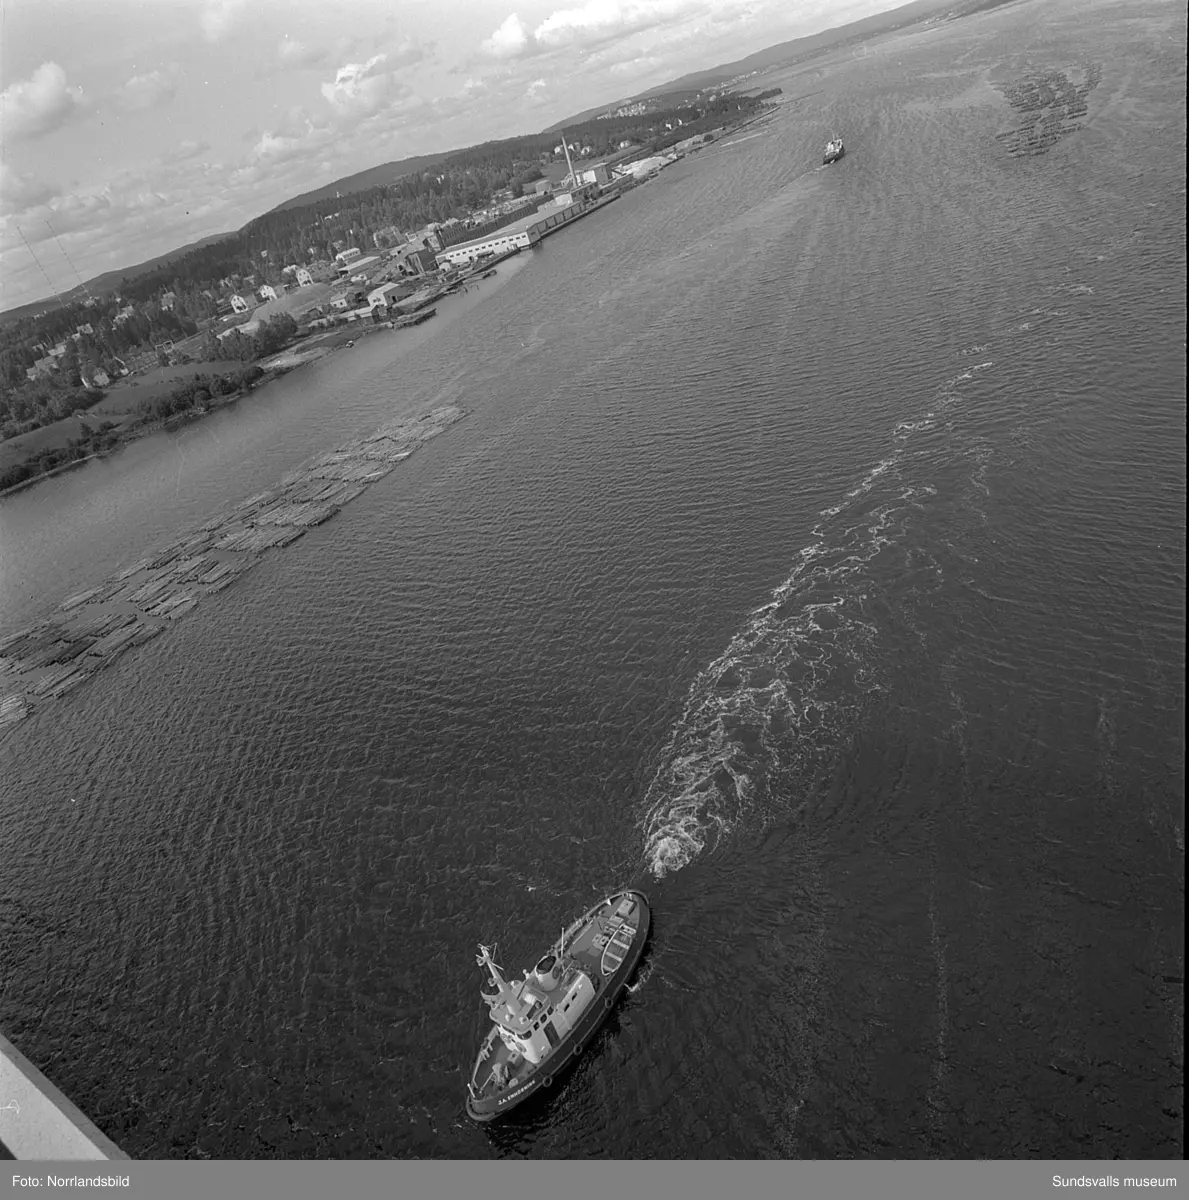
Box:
[435,186,603,267]
[337,254,381,278]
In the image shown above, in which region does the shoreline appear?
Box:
[0,111,765,503]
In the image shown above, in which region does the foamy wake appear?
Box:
[640,465,929,878]
[640,349,1012,879]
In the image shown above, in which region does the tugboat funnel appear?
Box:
[533,953,560,991]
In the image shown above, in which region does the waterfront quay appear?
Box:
[435,188,622,267]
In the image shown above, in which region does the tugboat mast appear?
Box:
[476,944,526,1017]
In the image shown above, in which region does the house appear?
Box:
[230,294,252,314]
[75,323,95,336]
[553,183,597,206]
[367,283,404,311]
[392,246,436,276]
[335,247,362,264]
[372,224,404,247]
[258,285,279,302]
[217,320,260,341]
[336,254,381,279]
[296,268,314,287]
[160,292,176,311]
[25,357,57,381]
[578,163,613,186]
[329,295,350,311]
[80,368,111,388]
[114,306,135,325]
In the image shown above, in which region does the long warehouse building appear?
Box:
[435,189,601,267]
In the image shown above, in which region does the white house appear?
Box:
[230,294,251,314]
[296,267,314,287]
[367,283,403,310]
[258,285,279,302]
[578,164,612,186]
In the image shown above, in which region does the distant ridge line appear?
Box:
[3,0,976,319]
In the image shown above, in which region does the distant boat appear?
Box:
[465,890,650,1121]
[823,139,846,165]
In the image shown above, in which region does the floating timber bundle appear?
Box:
[0,405,468,737]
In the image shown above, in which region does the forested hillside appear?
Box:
[1,91,770,441]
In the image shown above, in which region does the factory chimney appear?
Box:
[560,130,578,190]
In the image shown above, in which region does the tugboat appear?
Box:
[465,889,650,1121]
[823,136,845,165]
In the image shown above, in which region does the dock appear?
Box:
[0,405,468,739]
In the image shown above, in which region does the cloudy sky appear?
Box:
[1,0,890,310]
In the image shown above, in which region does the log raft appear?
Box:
[0,404,467,735]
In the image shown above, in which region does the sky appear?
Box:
[1,0,894,310]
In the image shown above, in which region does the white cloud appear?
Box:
[115,68,179,112]
[534,0,697,49]
[249,108,336,164]
[201,0,247,42]
[480,13,534,59]
[320,54,414,121]
[478,0,768,66]
[0,62,85,141]
[524,78,548,100]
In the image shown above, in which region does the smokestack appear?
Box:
[561,130,577,189]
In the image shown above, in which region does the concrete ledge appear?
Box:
[0,1032,128,1160]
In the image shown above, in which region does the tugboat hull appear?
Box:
[465,889,651,1121]
[823,146,845,165]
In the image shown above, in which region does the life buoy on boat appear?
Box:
[543,1075,553,1087]
[604,996,613,1010]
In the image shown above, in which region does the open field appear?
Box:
[89,360,252,417]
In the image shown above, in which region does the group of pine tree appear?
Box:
[0,91,776,441]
